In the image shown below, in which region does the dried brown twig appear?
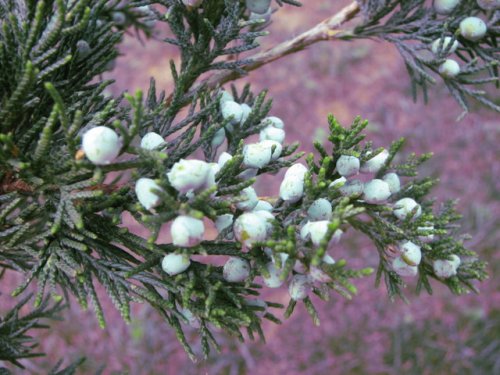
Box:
[165,1,360,105]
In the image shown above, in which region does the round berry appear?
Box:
[431,37,459,55]
[236,186,259,211]
[336,155,360,177]
[339,179,364,197]
[217,152,232,168]
[215,214,234,234]
[171,215,205,247]
[262,262,285,288]
[82,126,121,165]
[260,126,286,144]
[140,132,166,150]
[135,178,162,210]
[167,159,211,194]
[434,0,460,14]
[360,149,389,173]
[162,253,191,275]
[433,254,460,278]
[262,116,284,129]
[223,257,251,282]
[279,164,308,203]
[233,212,268,247]
[362,179,391,204]
[211,128,226,148]
[288,274,311,300]
[398,241,422,266]
[439,59,460,78]
[76,40,91,61]
[246,0,271,14]
[240,103,252,124]
[393,198,422,220]
[477,0,500,10]
[459,17,487,41]
[392,256,418,277]
[307,198,333,221]
[383,173,401,194]
[253,200,273,212]
[221,101,243,124]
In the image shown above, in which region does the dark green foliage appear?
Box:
[354,0,499,118]
[0,0,492,369]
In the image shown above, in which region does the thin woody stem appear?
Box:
[165,1,361,106]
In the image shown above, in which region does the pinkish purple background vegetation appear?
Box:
[2,1,499,374]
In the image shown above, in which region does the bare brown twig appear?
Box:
[165,1,360,106]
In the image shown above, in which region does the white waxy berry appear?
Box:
[439,59,460,78]
[262,116,284,129]
[171,215,205,247]
[76,40,91,61]
[221,101,243,124]
[307,198,332,221]
[280,163,308,203]
[339,179,364,197]
[336,155,360,177]
[223,257,250,282]
[246,0,271,14]
[329,176,347,188]
[477,0,500,10]
[301,221,343,247]
[361,149,389,173]
[254,210,274,235]
[203,163,220,190]
[310,255,335,283]
[179,308,200,329]
[433,254,461,278]
[236,187,259,211]
[417,225,435,243]
[140,132,166,150]
[215,214,233,234]
[218,152,232,168]
[431,37,459,55]
[167,159,211,194]
[162,253,191,275]
[112,11,127,25]
[240,103,252,124]
[394,198,422,220]
[211,128,225,148]
[459,17,487,41]
[288,275,311,300]
[253,200,273,212]
[135,178,162,210]
[363,179,391,204]
[392,256,418,277]
[262,262,285,288]
[383,173,401,194]
[434,0,460,14]
[398,241,422,266]
[260,126,286,144]
[243,141,282,169]
[219,90,234,105]
[249,8,272,22]
[82,126,121,165]
[234,212,267,247]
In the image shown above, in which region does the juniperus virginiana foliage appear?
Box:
[0,0,495,370]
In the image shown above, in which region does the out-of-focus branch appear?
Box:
[165,1,360,106]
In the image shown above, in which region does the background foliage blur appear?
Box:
[2,1,499,373]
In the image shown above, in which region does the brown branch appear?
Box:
[165,1,360,106]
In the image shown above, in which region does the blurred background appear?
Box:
[4,1,500,374]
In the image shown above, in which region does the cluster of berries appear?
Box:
[432,0,492,78]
